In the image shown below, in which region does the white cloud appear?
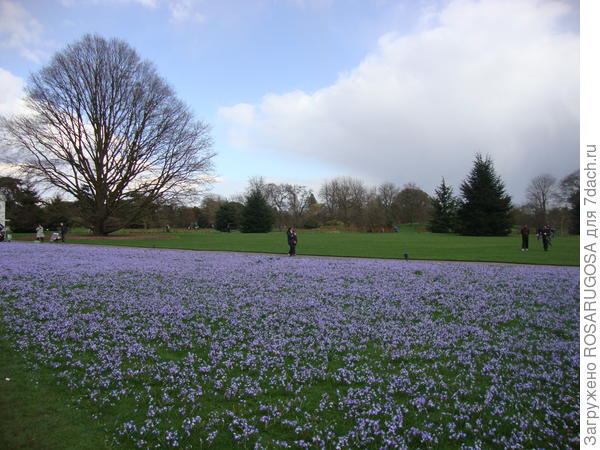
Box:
[219,0,579,199]
[167,0,206,24]
[0,67,26,116]
[0,68,26,174]
[218,103,258,148]
[0,0,45,62]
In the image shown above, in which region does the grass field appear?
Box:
[53,226,580,266]
[0,243,579,448]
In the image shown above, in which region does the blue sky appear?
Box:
[0,0,581,203]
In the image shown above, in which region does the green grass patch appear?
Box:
[0,336,111,449]
[54,227,580,266]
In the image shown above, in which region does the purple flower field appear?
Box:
[0,243,579,448]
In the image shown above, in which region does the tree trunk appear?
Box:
[93,218,107,236]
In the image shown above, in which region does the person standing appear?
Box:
[286,226,297,256]
[520,225,529,251]
[541,225,551,251]
[59,222,67,243]
[36,224,45,242]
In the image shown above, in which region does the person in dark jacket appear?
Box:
[286,226,297,256]
[59,222,67,243]
[540,225,552,251]
[520,225,529,251]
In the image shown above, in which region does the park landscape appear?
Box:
[0,1,582,448]
[0,230,580,449]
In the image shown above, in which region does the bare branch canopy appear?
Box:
[1,34,215,234]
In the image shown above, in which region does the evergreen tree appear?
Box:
[43,195,76,230]
[241,189,274,233]
[457,154,513,236]
[428,178,458,233]
[215,202,242,232]
[196,210,210,229]
[0,177,44,232]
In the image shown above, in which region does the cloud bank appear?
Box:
[0,68,26,116]
[0,0,46,62]
[219,0,579,198]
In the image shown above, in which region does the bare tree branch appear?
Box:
[0,34,215,234]
[526,174,556,225]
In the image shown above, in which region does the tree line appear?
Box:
[208,154,578,236]
[1,154,579,236]
[429,155,578,236]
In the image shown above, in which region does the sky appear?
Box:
[0,0,581,204]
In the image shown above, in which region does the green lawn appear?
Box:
[0,336,109,450]
[60,227,579,266]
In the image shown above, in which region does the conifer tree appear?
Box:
[428,178,458,233]
[215,202,242,232]
[0,176,44,232]
[457,154,513,236]
[241,189,274,233]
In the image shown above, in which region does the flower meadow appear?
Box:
[0,243,579,449]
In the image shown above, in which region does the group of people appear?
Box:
[35,222,68,243]
[520,224,554,252]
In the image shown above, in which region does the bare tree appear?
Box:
[393,182,431,224]
[557,170,579,207]
[558,170,579,234]
[319,177,367,227]
[263,182,287,227]
[319,179,339,220]
[264,183,286,210]
[246,176,268,197]
[199,194,224,228]
[377,182,398,226]
[1,34,215,235]
[366,188,385,231]
[526,174,556,226]
[282,184,311,225]
[247,179,312,228]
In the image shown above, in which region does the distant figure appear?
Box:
[287,226,297,256]
[0,223,4,242]
[540,225,552,251]
[36,224,45,242]
[59,222,67,242]
[520,225,529,251]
